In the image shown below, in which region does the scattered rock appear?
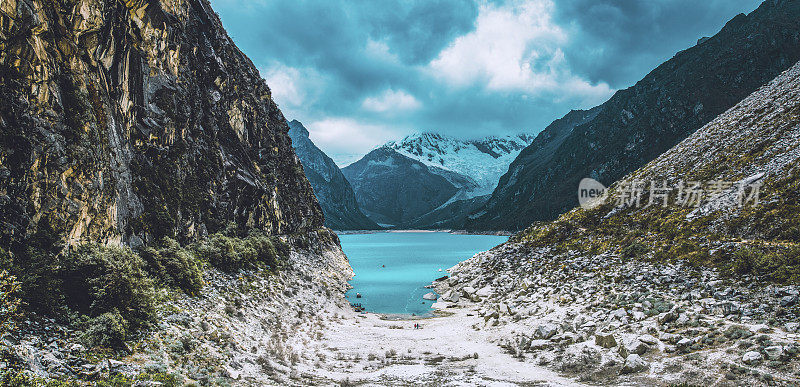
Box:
[620,339,649,357]
[781,295,797,307]
[423,292,438,301]
[620,354,648,374]
[534,324,559,340]
[595,332,617,348]
[441,290,459,303]
[476,286,492,298]
[764,345,784,360]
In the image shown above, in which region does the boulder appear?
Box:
[442,290,460,303]
[534,324,559,340]
[638,335,658,345]
[764,345,784,360]
[423,292,438,301]
[595,332,617,348]
[476,286,492,298]
[658,311,677,324]
[781,295,797,307]
[620,354,648,374]
[610,308,628,320]
[619,339,649,357]
[461,286,476,298]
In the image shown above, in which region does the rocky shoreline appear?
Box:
[433,243,800,385]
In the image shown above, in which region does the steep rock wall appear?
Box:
[0,0,324,251]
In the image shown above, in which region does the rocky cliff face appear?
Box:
[0,0,324,251]
[466,0,800,231]
[287,120,379,230]
[342,147,467,227]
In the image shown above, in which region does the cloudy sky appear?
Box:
[212,0,761,165]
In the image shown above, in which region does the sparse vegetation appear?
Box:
[0,227,293,351]
[0,267,20,335]
[513,166,800,285]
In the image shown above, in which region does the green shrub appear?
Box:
[0,268,20,335]
[194,232,288,273]
[139,238,203,295]
[730,248,757,275]
[82,310,128,349]
[0,369,72,387]
[194,234,254,272]
[62,244,156,334]
[10,228,65,315]
[620,242,649,259]
[720,245,800,283]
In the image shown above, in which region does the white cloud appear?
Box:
[261,64,305,107]
[428,0,613,100]
[305,118,401,166]
[364,38,401,63]
[361,89,421,113]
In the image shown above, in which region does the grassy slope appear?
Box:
[512,61,800,284]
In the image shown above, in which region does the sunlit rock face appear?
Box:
[0,0,324,249]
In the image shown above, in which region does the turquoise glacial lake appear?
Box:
[340,232,507,316]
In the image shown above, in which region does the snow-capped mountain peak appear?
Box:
[384,132,534,197]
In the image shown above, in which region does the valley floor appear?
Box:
[303,307,573,386]
[6,239,800,386]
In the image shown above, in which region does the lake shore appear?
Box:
[335,229,514,236]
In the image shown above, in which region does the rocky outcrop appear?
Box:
[0,0,324,252]
[287,119,379,230]
[467,0,800,231]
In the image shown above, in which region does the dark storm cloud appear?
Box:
[554,0,762,87]
[211,0,763,164]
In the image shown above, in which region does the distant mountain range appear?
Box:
[465,0,800,231]
[342,133,533,228]
[288,120,380,230]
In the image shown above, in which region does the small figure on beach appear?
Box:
[382,264,385,268]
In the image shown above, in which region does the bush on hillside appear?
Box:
[9,228,65,316]
[194,232,288,273]
[0,268,20,335]
[139,238,204,295]
[81,310,128,349]
[62,244,156,335]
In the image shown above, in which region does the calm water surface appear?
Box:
[339,232,507,316]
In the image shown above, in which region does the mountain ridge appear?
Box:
[466,0,800,231]
[342,132,533,227]
[287,120,380,230]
